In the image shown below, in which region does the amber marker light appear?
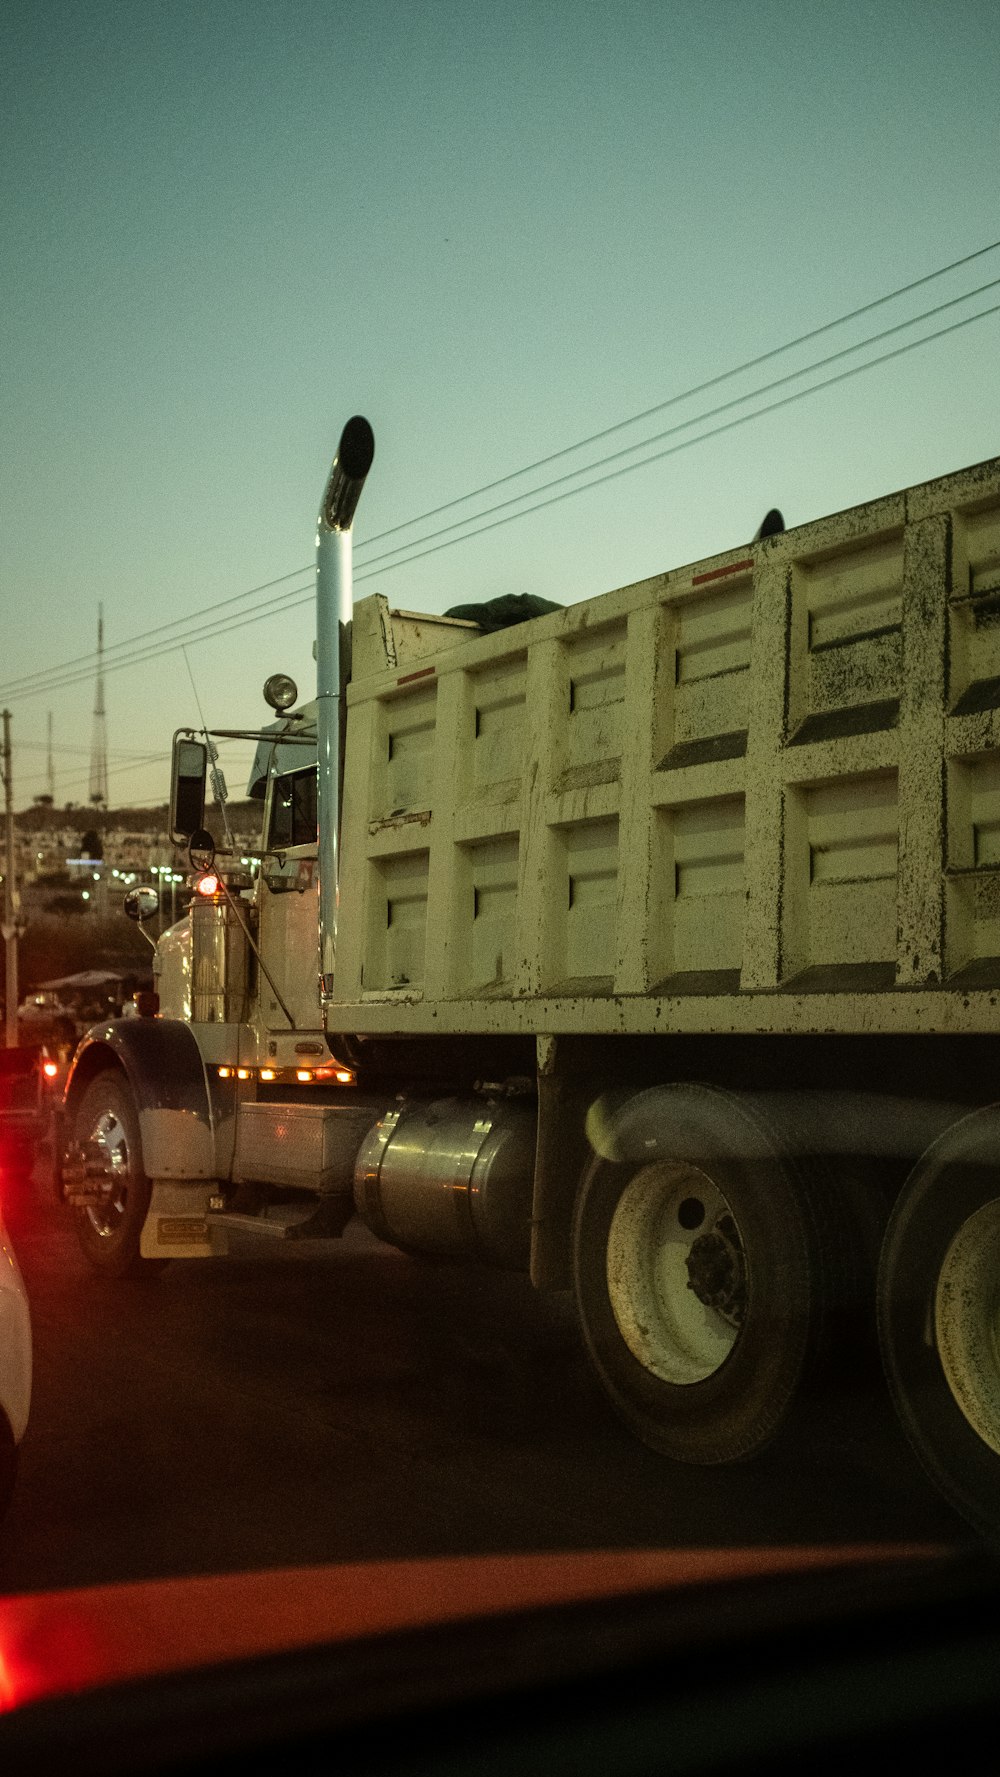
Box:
[217,1066,234,1080]
[296,1070,314,1083]
[259,1068,276,1082]
[236,1068,251,1081]
[336,1070,354,1084]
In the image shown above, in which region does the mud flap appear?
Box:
[140,1181,228,1259]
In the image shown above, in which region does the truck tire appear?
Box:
[71,1072,163,1278]
[877,1105,1000,1537]
[572,1084,867,1465]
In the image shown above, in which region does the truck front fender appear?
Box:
[62,1019,217,1180]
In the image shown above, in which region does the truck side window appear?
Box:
[268,766,318,851]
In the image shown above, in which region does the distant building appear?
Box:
[13,801,262,917]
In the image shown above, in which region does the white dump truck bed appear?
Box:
[333,455,1000,1037]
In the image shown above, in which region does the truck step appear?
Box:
[207,1198,354,1241]
[206,1211,292,1239]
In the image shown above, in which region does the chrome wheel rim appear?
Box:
[606,1161,744,1386]
[935,1197,1000,1456]
[83,1109,132,1240]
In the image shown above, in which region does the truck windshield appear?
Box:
[268,766,318,851]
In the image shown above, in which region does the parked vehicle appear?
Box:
[57,419,1000,1535]
[17,992,75,1035]
[0,1045,59,1186]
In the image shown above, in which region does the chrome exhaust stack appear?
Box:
[315,415,374,1005]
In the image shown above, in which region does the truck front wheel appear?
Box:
[572,1084,852,1465]
[878,1105,1000,1537]
[70,1072,161,1278]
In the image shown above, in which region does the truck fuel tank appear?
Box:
[354,1096,536,1268]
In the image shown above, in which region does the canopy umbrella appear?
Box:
[34,969,131,991]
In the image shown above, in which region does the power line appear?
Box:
[4,581,315,703]
[4,287,999,707]
[351,234,1000,553]
[346,299,1000,575]
[16,755,171,797]
[209,296,999,605]
[16,736,255,798]
[0,566,311,701]
[346,273,1000,575]
[6,286,997,710]
[2,238,997,703]
[16,741,164,762]
[26,290,999,716]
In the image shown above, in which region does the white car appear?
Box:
[17,992,74,1024]
[0,1188,31,1524]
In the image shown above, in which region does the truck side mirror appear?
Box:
[170,734,208,844]
[124,886,159,923]
[188,828,217,872]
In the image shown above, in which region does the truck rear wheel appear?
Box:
[71,1072,162,1278]
[572,1084,863,1465]
[878,1105,1000,1537]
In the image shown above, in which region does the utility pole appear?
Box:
[2,710,19,1047]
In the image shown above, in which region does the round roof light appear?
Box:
[263,673,298,713]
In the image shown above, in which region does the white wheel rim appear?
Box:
[935,1197,1000,1455]
[83,1109,131,1240]
[606,1161,743,1385]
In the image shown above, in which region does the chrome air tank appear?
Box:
[190,895,249,1025]
[354,1097,536,1268]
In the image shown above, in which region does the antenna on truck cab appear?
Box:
[315,416,375,1005]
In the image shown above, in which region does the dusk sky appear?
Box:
[2,0,998,811]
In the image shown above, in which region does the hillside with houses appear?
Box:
[3,800,262,1020]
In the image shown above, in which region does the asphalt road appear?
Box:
[0,1161,962,1596]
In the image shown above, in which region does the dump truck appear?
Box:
[58,419,1000,1535]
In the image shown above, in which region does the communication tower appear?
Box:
[46,711,55,804]
[89,604,108,808]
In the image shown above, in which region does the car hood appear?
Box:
[0,1543,945,1713]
